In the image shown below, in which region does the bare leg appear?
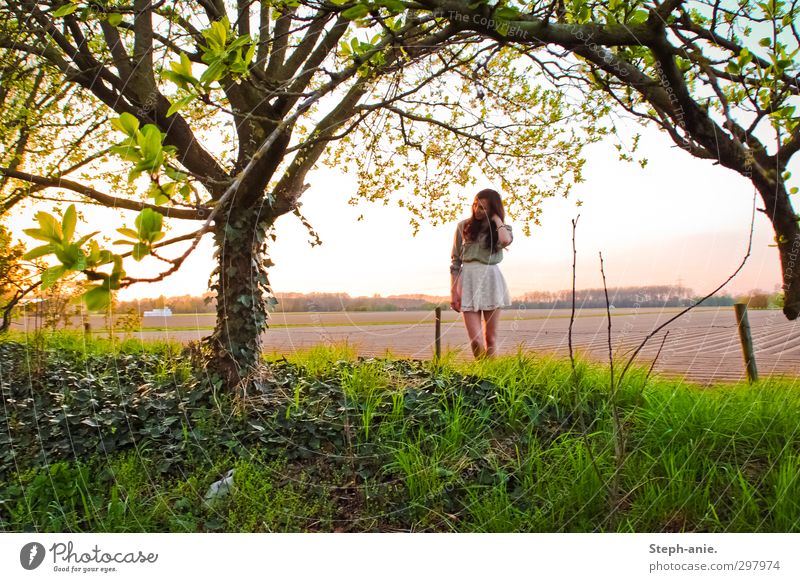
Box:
[483,308,501,357]
[462,310,485,359]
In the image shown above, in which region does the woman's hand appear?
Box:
[450,273,462,312]
[492,214,512,247]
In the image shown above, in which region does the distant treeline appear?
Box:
[114,292,445,313]
[514,285,737,308]
[111,286,779,314]
[115,293,216,314]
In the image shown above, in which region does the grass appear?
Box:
[2,335,800,532]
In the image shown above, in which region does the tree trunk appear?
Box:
[753,173,800,320]
[204,202,276,387]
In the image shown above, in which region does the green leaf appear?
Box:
[726,61,741,74]
[52,3,78,17]
[342,4,370,20]
[111,112,140,137]
[75,231,100,247]
[152,192,170,205]
[199,59,227,86]
[164,167,188,182]
[42,265,67,290]
[116,227,140,239]
[106,12,123,26]
[138,124,164,163]
[166,94,196,117]
[83,286,111,311]
[110,142,142,163]
[23,244,55,261]
[62,204,77,242]
[494,6,520,20]
[497,20,511,35]
[132,242,150,261]
[23,228,57,244]
[135,208,163,241]
[378,0,405,12]
[244,40,257,67]
[54,243,87,271]
[35,211,62,242]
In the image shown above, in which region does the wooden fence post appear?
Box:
[734,302,758,383]
[434,306,441,360]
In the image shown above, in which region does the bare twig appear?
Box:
[568,214,580,376]
[567,214,606,499]
[599,250,624,519]
[616,189,758,388]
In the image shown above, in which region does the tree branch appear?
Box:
[0,167,208,220]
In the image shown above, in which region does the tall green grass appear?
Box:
[3,337,800,532]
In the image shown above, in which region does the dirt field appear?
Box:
[12,306,798,385]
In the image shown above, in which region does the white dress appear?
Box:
[451,219,513,311]
[458,261,512,311]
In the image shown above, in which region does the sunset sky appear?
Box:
[12,122,794,303]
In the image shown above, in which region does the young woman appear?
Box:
[449,189,513,359]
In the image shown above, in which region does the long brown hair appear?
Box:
[463,189,505,253]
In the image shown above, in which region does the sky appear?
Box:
[119,123,789,301]
[11,120,793,302]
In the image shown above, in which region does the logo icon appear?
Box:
[20,542,46,570]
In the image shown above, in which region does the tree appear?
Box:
[0,1,601,386]
[0,221,27,331]
[416,0,800,320]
